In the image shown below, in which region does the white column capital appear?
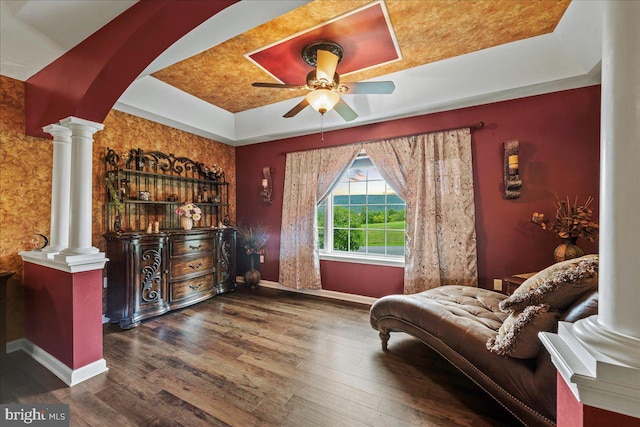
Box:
[59,116,105,136]
[43,123,72,142]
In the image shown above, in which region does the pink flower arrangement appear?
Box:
[175,203,202,221]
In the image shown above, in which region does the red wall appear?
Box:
[23,263,103,369]
[235,86,601,296]
[557,373,640,426]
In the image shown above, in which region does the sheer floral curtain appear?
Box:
[365,128,477,293]
[279,144,361,289]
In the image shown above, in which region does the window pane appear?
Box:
[333,182,349,201]
[366,167,383,181]
[333,228,364,252]
[317,202,325,249]
[386,231,405,256]
[349,181,366,199]
[350,206,365,228]
[319,150,406,261]
[333,206,350,227]
[317,202,325,228]
[367,205,385,226]
[347,167,367,182]
[367,181,386,203]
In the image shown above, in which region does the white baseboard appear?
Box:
[238,277,377,306]
[6,338,108,386]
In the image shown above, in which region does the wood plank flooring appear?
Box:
[1,286,521,426]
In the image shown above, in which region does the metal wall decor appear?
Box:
[260,166,273,204]
[504,139,522,199]
[105,147,230,231]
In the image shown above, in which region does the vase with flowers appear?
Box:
[531,195,599,262]
[238,224,270,287]
[175,202,202,230]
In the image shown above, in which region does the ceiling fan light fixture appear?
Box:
[306,89,339,114]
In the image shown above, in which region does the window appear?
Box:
[317,150,405,265]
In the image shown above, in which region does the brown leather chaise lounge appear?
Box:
[370,255,599,427]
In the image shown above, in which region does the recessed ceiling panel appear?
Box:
[246,1,400,85]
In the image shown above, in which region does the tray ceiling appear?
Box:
[152,0,571,113]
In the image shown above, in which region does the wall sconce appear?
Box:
[260,166,273,204]
[504,139,522,199]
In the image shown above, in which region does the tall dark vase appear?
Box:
[554,237,585,262]
[243,254,261,287]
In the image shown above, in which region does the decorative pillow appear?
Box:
[499,255,599,313]
[486,304,558,359]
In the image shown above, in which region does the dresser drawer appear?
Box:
[171,273,215,302]
[172,237,215,256]
[170,254,215,278]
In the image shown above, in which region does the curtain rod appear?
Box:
[277,121,484,156]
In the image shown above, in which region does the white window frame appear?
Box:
[318,152,405,268]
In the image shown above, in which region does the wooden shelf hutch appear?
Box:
[103,148,236,329]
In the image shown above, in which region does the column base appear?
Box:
[539,321,640,419]
[7,338,108,386]
[60,246,100,256]
[41,245,64,254]
[573,315,640,368]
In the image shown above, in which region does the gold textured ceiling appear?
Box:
[152,0,571,113]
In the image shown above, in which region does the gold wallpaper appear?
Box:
[0,75,53,341]
[0,75,236,341]
[92,109,237,252]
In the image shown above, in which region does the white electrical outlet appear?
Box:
[493,279,503,291]
[259,254,265,264]
[103,277,108,289]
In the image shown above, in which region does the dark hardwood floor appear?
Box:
[1,286,521,426]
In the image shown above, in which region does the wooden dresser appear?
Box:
[103,147,236,329]
[105,228,236,329]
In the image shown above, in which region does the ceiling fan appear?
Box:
[252,41,395,122]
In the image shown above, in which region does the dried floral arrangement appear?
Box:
[531,195,599,242]
[238,225,270,255]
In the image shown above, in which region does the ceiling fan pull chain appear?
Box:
[321,113,324,142]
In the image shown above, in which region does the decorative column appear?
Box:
[539,1,640,424]
[573,0,640,364]
[58,116,104,256]
[41,124,72,255]
[19,116,108,386]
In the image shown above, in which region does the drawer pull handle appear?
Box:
[189,262,203,270]
[189,282,203,291]
[189,244,202,250]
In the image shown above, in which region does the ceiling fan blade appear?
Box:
[283,98,310,118]
[334,98,358,122]
[253,82,305,89]
[316,50,339,83]
[341,81,395,94]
